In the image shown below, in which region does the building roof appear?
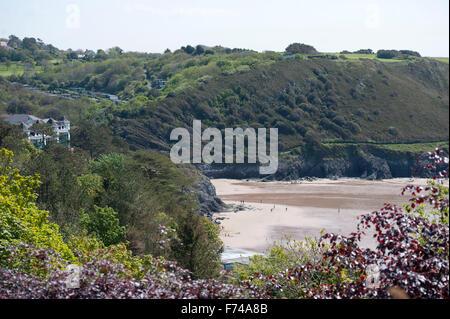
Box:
[4,114,41,125]
[0,41,13,49]
[5,114,70,126]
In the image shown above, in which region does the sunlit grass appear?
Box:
[432,57,449,64]
[323,141,449,152]
[0,63,24,77]
[326,53,404,63]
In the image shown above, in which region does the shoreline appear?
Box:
[212,178,437,253]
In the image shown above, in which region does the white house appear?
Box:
[0,41,13,50]
[4,114,71,148]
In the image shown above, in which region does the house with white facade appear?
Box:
[0,40,13,50]
[4,114,70,149]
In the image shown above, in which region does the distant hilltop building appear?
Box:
[0,40,13,50]
[4,114,70,149]
[154,79,167,90]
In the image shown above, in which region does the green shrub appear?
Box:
[80,205,126,246]
[0,148,74,268]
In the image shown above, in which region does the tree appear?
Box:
[71,120,115,158]
[44,108,64,120]
[285,43,318,55]
[304,129,325,154]
[6,98,33,114]
[0,148,74,263]
[76,173,103,210]
[22,37,38,52]
[95,49,108,61]
[80,205,126,246]
[0,47,11,62]
[7,35,22,49]
[22,144,89,229]
[399,50,421,57]
[172,211,223,279]
[108,46,123,57]
[376,49,399,59]
[195,45,205,55]
[354,49,374,54]
[183,45,195,54]
[66,51,78,60]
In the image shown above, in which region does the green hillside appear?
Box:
[1,38,449,156]
[112,58,448,152]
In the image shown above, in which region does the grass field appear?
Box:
[49,59,63,65]
[323,141,449,153]
[333,53,449,64]
[0,63,44,77]
[326,53,404,63]
[335,53,377,59]
[0,63,24,77]
[432,57,449,64]
[378,141,449,152]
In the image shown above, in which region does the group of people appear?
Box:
[233,200,292,213]
[270,205,288,213]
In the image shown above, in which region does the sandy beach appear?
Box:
[212,178,433,252]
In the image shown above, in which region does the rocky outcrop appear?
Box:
[198,149,447,181]
[270,154,394,180]
[193,174,226,218]
[199,163,261,179]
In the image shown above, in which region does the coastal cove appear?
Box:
[212,178,437,252]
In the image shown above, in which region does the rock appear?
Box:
[196,148,449,182]
[356,155,392,180]
[199,163,261,179]
[193,173,226,218]
[198,152,423,181]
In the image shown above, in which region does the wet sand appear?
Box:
[212,178,432,252]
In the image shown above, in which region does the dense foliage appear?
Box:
[0,149,73,264]
[0,148,246,298]
[0,126,224,278]
[285,43,319,55]
[376,49,421,59]
[0,243,265,299]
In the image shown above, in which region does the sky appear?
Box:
[0,0,448,56]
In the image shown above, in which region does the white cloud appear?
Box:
[66,3,81,29]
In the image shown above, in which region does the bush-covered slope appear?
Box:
[113,58,448,151]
